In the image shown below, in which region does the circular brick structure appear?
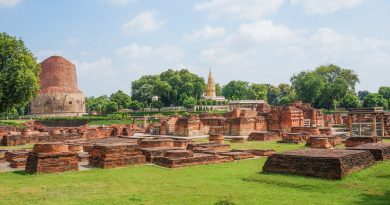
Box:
[21,128,32,137]
[209,134,224,144]
[33,143,69,153]
[29,56,86,117]
[319,127,333,135]
[304,127,321,135]
[309,137,332,149]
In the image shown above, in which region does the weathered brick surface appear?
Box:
[187,142,230,152]
[263,149,375,179]
[306,136,342,147]
[348,143,390,161]
[153,153,233,168]
[209,134,224,144]
[232,149,276,156]
[141,147,182,162]
[138,138,173,148]
[89,143,146,168]
[345,137,381,147]
[219,151,255,160]
[25,143,79,174]
[248,131,279,141]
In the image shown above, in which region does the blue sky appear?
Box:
[1,0,390,96]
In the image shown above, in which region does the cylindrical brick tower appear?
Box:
[29,56,86,117]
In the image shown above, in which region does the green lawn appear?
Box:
[0,140,390,205]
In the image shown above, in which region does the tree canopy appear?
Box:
[131,69,205,107]
[291,64,359,109]
[0,32,40,113]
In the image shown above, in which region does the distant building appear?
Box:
[202,70,226,102]
[228,100,266,111]
[29,56,86,117]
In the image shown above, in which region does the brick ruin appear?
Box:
[25,143,79,174]
[147,101,329,138]
[263,149,376,179]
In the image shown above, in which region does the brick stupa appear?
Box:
[29,56,86,117]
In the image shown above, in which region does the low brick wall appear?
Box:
[263,149,375,179]
[348,143,390,161]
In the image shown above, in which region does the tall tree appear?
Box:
[291,64,359,109]
[249,84,268,101]
[222,80,250,100]
[358,90,370,101]
[340,91,360,109]
[0,33,40,113]
[378,87,390,101]
[110,90,132,109]
[363,93,388,109]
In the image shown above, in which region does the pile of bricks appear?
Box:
[187,142,230,153]
[232,149,276,156]
[277,133,306,144]
[230,136,245,143]
[5,149,30,168]
[209,134,224,144]
[141,147,182,162]
[138,138,173,148]
[348,143,390,161]
[89,143,146,168]
[0,150,6,163]
[153,150,233,168]
[25,143,79,174]
[248,131,279,141]
[306,135,342,147]
[345,136,382,147]
[263,149,375,179]
[309,137,332,149]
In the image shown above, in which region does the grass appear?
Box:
[0,140,390,205]
[0,119,27,128]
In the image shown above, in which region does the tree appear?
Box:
[85,95,110,113]
[358,90,370,101]
[291,71,325,105]
[378,87,390,101]
[249,84,268,101]
[110,90,132,110]
[183,96,197,111]
[291,64,359,109]
[222,80,250,100]
[105,101,119,113]
[0,33,40,113]
[363,93,388,109]
[129,100,143,111]
[215,83,223,96]
[340,91,360,109]
[151,100,164,111]
[131,69,205,107]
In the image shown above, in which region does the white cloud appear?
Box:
[0,0,22,8]
[75,57,114,77]
[291,0,365,14]
[105,0,136,6]
[228,20,297,43]
[121,11,165,35]
[183,24,225,41]
[194,0,285,20]
[117,43,183,62]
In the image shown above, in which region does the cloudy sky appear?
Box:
[1,0,389,96]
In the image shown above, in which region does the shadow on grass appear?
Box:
[354,191,390,205]
[12,170,29,176]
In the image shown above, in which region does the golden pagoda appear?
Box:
[205,70,216,97]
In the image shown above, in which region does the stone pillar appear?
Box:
[348,114,353,137]
[381,114,385,137]
[372,114,377,136]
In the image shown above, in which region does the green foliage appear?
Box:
[358,90,370,101]
[131,69,206,106]
[291,64,359,109]
[105,101,119,113]
[340,91,360,108]
[222,80,251,100]
[0,32,40,113]
[248,84,268,100]
[183,96,197,109]
[215,83,223,96]
[85,95,110,113]
[363,93,388,109]
[110,90,131,109]
[151,100,164,111]
[378,86,390,101]
[129,100,144,111]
